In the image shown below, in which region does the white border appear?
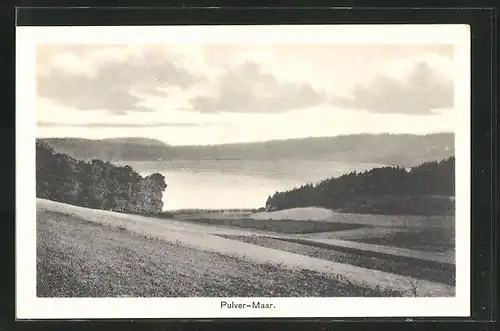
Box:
[16,24,471,319]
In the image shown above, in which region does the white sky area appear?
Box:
[32,25,463,145]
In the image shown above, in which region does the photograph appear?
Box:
[16,24,471,319]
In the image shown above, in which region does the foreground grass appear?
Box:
[37,210,402,297]
[219,235,455,286]
[174,217,367,234]
[351,227,455,253]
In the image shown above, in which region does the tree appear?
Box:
[36,139,169,215]
[265,156,455,216]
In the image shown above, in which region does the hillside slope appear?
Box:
[40,133,454,166]
[37,137,170,161]
[36,198,455,297]
[39,204,398,298]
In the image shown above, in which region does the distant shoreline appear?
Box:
[36,131,455,148]
[38,133,454,168]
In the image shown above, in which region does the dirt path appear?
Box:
[269,236,455,265]
[218,235,455,286]
[37,199,455,297]
[38,199,454,264]
[302,227,405,240]
[38,210,401,297]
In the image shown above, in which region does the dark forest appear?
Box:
[265,157,455,216]
[36,140,167,214]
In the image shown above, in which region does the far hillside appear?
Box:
[37,137,170,162]
[101,137,169,146]
[265,156,455,216]
[39,133,454,167]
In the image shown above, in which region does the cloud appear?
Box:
[36,46,201,113]
[331,61,454,115]
[189,61,327,113]
[37,121,223,128]
[36,45,455,117]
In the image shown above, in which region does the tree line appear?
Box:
[40,133,454,167]
[265,156,455,216]
[36,140,167,214]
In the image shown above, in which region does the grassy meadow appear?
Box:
[37,209,402,297]
[173,217,368,234]
[36,199,455,298]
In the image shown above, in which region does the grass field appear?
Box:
[176,217,368,234]
[250,207,455,229]
[37,210,401,297]
[217,235,455,286]
[350,227,455,253]
[36,199,455,297]
[178,207,455,254]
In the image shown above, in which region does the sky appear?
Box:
[35,33,458,145]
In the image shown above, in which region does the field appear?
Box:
[175,217,368,234]
[172,207,455,258]
[217,235,454,285]
[36,199,455,298]
[350,227,455,253]
[38,211,402,297]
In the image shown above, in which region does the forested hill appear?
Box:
[37,137,170,162]
[40,133,454,167]
[265,156,455,216]
[36,141,167,214]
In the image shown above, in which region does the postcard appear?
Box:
[16,24,471,319]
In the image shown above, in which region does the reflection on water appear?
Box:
[114,160,384,210]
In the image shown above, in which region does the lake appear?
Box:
[114,160,384,210]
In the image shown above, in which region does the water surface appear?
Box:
[115,160,384,210]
